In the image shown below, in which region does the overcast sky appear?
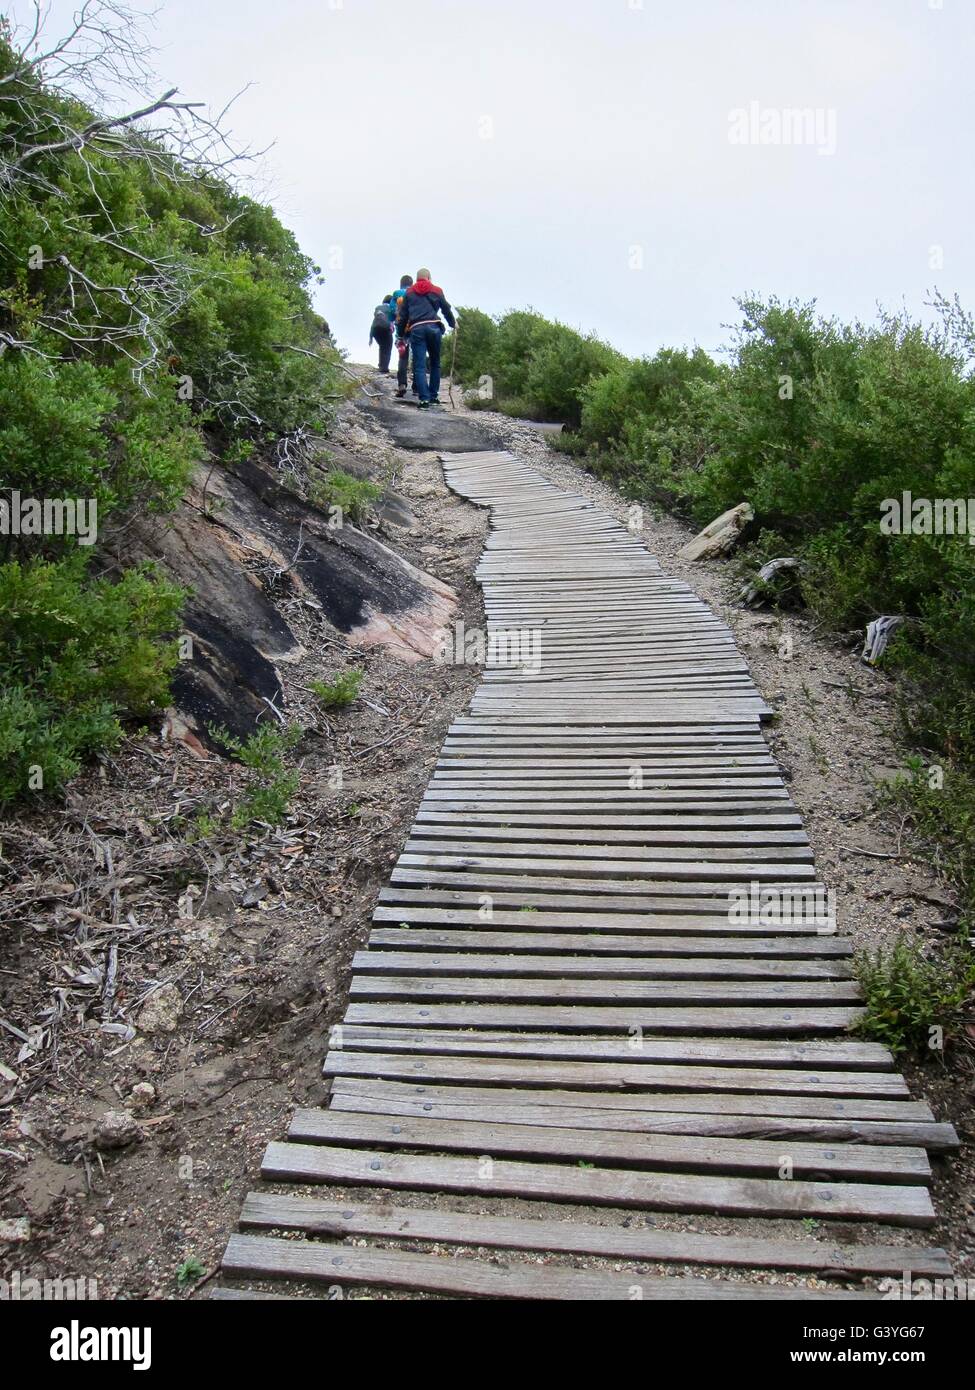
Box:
[16,0,975,361]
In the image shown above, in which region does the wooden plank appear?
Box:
[413,810,806,830]
[259,1142,936,1225]
[404,838,814,864]
[328,1077,935,1122]
[328,1025,888,1067]
[391,868,826,898]
[287,1109,931,1184]
[447,722,763,737]
[343,1003,863,1033]
[348,974,861,1004]
[323,1049,908,1097]
[327,1090,958,1152]
[372,906,834,938]
[434,757,777,770]
[408,827,810,850]
[376,888,835,928]
[367,927,852,958]
[218,446,955,1298]
[239,1192,953,1278]
[350,950,852,980]
[419,787,791,804]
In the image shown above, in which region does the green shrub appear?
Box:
[578,347,722,455]
[0,24,342,800]
[311,668,365,710]
[211,722,302,829]
[441,308,498,388]
[853,935,975,1054]
[442,308,619,425]
[0,555,184,802]
[0,357,200,545]
[308,471,381,524]
[520,332,621,427]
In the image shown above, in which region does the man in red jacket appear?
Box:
[396,267,456,408]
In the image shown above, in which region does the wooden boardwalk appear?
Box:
[220,449,957,1299]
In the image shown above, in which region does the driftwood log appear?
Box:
[740,557,801,607]
[862,615,906,665]
[678,503,754,562]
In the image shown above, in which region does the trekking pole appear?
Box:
[448,319,459,411]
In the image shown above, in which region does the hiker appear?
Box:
[390,275,414,398]
[396,267,455,408]
[369,297,394,373]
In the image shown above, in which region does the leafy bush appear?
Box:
[0,356,199,530]
[442,308,619,426]
[308,471,381,524]
[211,722,303,829]
[0,23,342,799]
[311,669,365,710]
[0,555,184,802]
[578,347,723,456]
[441,308,498,388]
[853,935,975,1054]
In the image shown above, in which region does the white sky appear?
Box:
[14,0,975,361]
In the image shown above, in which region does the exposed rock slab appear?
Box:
[105,451,458,742]
[362,398,503,453]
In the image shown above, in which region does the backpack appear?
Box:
[372,305,390,331]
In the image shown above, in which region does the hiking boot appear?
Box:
[417,400,431,410]
[395,388,406,398]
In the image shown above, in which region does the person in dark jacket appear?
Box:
[369,298,394,373]
[396,268,455,407]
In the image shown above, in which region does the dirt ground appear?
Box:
[1,378,972,1299]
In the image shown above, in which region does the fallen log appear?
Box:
[678,503,754,561]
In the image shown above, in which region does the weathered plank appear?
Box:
[327,1089,957,1151]
[327,1025,889,1067]
[260,1143,936,1225]
[367,927,852,957]
[350,949,852,980]
[373,902,833,936]
[348,974,861,1004]
[328,1077,936,1122]
[322,1048,908,1097]
[342,1002,865,1033]
[239,1193,952,1278]
[286,1108,932,1183]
